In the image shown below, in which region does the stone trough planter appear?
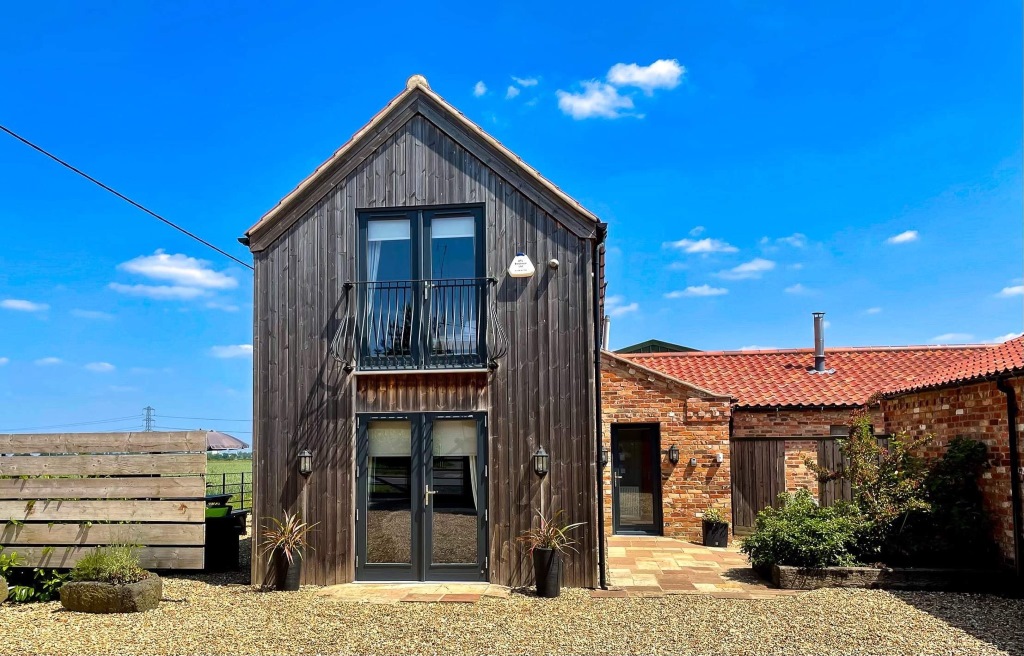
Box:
[772,564,1008,592]
[60,575,162,613]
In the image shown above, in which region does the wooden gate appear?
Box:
[0,431,207,569]
[817,436,889,507]
[730,439,785,534]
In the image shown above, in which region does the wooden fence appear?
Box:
[0,431,206,569]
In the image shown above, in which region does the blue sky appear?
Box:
[0,1,1020,432]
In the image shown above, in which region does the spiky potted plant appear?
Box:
[701,507,729,548]
[517,510,584,598]
[261,512,317,591]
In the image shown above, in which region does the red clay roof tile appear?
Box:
[884,335,1024,396]
[624,345,986,408]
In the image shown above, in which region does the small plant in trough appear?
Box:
[60,546,162,613]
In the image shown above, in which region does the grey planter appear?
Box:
[60,574,162,613]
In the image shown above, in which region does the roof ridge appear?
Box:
[624,344,992,357]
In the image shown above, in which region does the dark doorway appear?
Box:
[356,412,488,581]
[611,424,662,535]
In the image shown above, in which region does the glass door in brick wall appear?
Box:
[611,424,662,535]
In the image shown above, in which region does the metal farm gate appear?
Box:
[0,431,207,569]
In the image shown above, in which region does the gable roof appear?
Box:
[624,345,986,409]
[245,75,601,251]
[602,351,731,400]
[883,336,1024,397]
[615,339,698,354]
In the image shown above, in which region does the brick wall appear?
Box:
[881,376,1023,564]
[600,353,732,541]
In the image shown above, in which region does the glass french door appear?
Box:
[611,424,663,535]
[356,413,487,581]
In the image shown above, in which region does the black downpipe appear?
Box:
[996,376,1023,587]
[592,223,608,589]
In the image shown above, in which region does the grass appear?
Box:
[207,458,253,510]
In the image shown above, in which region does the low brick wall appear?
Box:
[772,564,1009,592]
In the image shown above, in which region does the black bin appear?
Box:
[205,514,242,572]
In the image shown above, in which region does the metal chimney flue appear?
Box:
[813,312,826,372]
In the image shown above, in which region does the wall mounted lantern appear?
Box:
[298,449,313,476]
[601,448,610,468]
[533,447,550,477]
[667,444,680,465]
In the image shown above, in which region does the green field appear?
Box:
[207,458,253,510]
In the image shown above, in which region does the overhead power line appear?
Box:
[155,425,252,434]
[0,415,142,432]
[0,124,253,271]
[158,415,252,422]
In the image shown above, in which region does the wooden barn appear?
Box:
[242,75,606,587]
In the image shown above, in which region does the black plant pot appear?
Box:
[533,547,561,598]
[273,549,302,591]
[702,520,729,548]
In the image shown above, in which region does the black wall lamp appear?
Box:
[667,444,680,465]
[298,449,313,476]
[533,447,550,477]
[601,448,610,468]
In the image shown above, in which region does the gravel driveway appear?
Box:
[1,537,1021,655]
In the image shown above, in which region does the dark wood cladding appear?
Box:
[356,374,487,413]
[252,106,599,587]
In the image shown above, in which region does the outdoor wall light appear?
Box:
[601,448,610,468]
[667,444,680,465]
[688,457,698,467]
[715,452,724,464]
[298,449,313,476]
[533,447,550,477]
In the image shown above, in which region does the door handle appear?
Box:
[424,485,437,506]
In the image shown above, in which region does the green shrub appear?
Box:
[889,436,999,566]
[741,490,865,569]
[71,546,148,586]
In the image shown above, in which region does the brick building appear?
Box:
[880,335,1024,569]
[603,331,983,540]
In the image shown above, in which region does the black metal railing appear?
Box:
[206,471,252,511]
[349,278,491,371]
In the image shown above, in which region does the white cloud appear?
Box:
[84,362,115,373]
[1,299,49,312]
[556,81,635,119]
[605,295,639,317]
[983,332,1023,344]
[35,357,62,366]
[784,283,811,294]
[688,226,705,237]
[663,237,738,254]
[473,81,487,97]
[210,344,253,358]
[109,283,207,300]
[740,345,777,351]
[505,85,520,100]
[930,332,974,343]
[666,262,688,271]
[0,357,8,366]
[885,230,919,245]
[998,285,1024,297]
[205,301,240,312]
[512,76,538,87]
[865,307,883,315]
[607,59,685,94]
[71,309,114,320]
[665,285,728,298]
[118,250,237,290]
[788,263,804,271]
[776,233,807,248]
[718,258,776,280]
